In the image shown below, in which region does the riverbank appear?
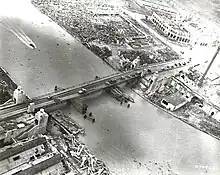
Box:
[31,0,220,146]
[31,0,184,73]
[0,67,19,105]
[133,87,220,142]
[1,0,220,174]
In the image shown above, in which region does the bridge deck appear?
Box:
[0,59,190,121]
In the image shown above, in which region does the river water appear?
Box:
[0,0,220,175]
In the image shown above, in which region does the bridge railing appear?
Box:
[31,71,123,100]
[43,69,139,97]
[16,59,189,103]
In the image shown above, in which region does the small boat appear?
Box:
[29,43,36,49]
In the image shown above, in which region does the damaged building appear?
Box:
[0,136,70,175]
[0,108,49,147]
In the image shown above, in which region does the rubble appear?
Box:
[54,135,111,175]
[31,0,182,73]
[47,110,111,174]
[0,67,21,105]
[137,70,220,141]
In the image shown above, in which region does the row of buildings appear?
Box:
[0,106,73,175]
[142,70,218,117]
[148,12,191,45]
[0,95,109,175]
[161,72,218,117]
[0,137,71,175]
[147,11,219,47]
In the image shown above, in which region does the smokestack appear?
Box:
[198,46,220,87]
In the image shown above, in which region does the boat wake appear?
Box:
[0,16,37,49]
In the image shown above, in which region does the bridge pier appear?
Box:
[35,108,49,135]
[27,102,35,114]
[69,98,88,114]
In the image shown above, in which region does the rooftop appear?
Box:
[0,113,35,132]
[0,137,47,161]
[169,22,189,34]
[162,91,187,106]
[14,154,64,175]
[153,12,190,34]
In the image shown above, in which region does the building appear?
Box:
[13,86,27,104]
[0,108,49,147]
[201,102,218,117]
[0,137,47,174]
[148,12,191,44]
[160,74,196,111]
[148,11,220,47]
[0,137,70,175]
[169,76,194,101]
[161,91,188,111]
[15,154,67,175]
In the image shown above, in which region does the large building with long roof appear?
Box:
[148,12,191,45]
[148,9,220,47]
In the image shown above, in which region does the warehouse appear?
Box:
[161,92,188,111]
[148,12,191,44]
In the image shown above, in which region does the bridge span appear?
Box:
[0,67,143,120]
[0,58,190,121]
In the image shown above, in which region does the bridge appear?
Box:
[0,58,191,121]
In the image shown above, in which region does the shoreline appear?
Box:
[132,88,220,142]
[0,67,31,100]
[0,1,219,174]
[29,2,220,142]
[87,46,220,142]
[104,57,220,142]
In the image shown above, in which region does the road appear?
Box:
[0,69,141,120]
[0,58,189,121]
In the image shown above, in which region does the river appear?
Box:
[0,0,220,175]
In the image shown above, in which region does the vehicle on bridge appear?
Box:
[109,79,117,84]
[78,88,87,94]
[47,95,52,100]
[105,81,111,86]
